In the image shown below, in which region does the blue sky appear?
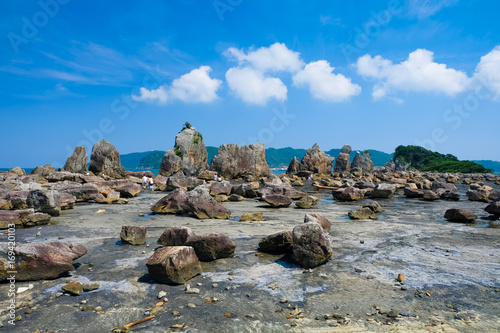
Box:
[1,0,500,168]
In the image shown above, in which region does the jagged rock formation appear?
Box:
[209,143,271,179]
[351,151,374,174]
[334,144,352,173]
[89,139,125,177]
[63,147,88,173]
[286,144,334,176]
[159,124,209,177]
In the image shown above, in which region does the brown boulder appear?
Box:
[485,201,500,216]
[304,213,331,233]
[295,195,319,209]
[348,207,379,220]
[258,230,293,254]
[151,189,189,214]
[89,139,125,178]
[185,186,231,219]
[120,226,147,245]
[444,209,477,223]
[262,194,292,208]
[209,143,271,179]
[157,226,196,246]
[185,234,236,261]
[292,222,333,268]
[0,242,87,281]
[146,246,202,285]
[240,212,263,221]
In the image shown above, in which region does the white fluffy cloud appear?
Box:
[293,60,361,102]
[132,66,222,105]
[356,49,470,100]
[473,46,500,100]
[225,67,287,105]
[225,42,304,73]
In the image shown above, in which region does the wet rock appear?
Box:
[387,309,399,318]
[304,213,331,233]
[295,195,319,209]
[334,187,364,201]
[348,207,378,220]
[444,208,477,222]
[27,190,61,216]
[293,222,333,268]
[484,201,500,216]
[240,212,263,222]
[157,226,196,246]
[146,246,202,285]
[89,139,125,178]
[371,183,397,198]
[185,234,236,261]
[364,200,382,213]
[258,230,293,254]
[159,125,209,177]
[423,190,440,201]
[466,190,489,202]
[82,283,100,292]
[0,242,87,281]
[62,281,83,296]
[210,143,271,179]
[120,226,147,245]
[263,194,292,208]
[63,146,88,173]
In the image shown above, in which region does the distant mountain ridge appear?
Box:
[121,147,394,170]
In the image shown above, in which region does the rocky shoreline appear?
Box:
[1,130,499,332]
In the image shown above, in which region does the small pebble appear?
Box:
[158,291,167,299]
[212,284,218,288]
[187,303,196,308]
[401,287,407,291]
[144,311,150,316]
[172,310,180,315]
[279,298,288,303]
[228,270,235,275]
[225,286,231,290]
[197,283,202,286]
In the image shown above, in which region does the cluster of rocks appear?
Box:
[0,142,144,229]
[287,144,334,177]
[147,226,235,284]
[258,213,332,268]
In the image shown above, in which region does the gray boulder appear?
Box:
[210,143,271,179]
[351,151,374,174]
[258,230,293,254]
[63,146,88,173]
[120,226,147,245]
[185,234,236,261]
[292,222,333,268]
[146,246,202,285]
[444,209,477,223]
[89,139,125,177]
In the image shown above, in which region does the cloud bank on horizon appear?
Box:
[132,43,500,105]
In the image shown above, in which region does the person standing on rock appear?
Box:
[142,175,148,190]
[149,177,154,191]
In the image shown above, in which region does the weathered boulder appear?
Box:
[214,194,228,202]
[287,144,334,175]
[115,182,141,198]
[185,186,231,219]
[166,176,204,191]
[62,281,84,296]
[292,222,333,268]
[63,146,88,173]
[53,182,101,203]
[209,181,233,196]
[351,151,374,174]
[423,190,440,201]
[46,171,84,183]
[89,139,125,178]
[334,145,351,173]
[9,191,30,209]
[440,190,461,201]
[8,167,26,176]
[146,246,202,285]
[210,143,271,179]
[151,189,189,214]
[0,209,51,229]
[485,201,500,216]
[27,190,61,216]
[30,164,56,178]
[295,195,319,209]
[286,157,302,175]
[334,187,364,201]
[262,194,292,208]
[0,242,87,281]
[228,194,245,202]
[489,190,500,202]
[233,183,259,198]
[466,190,489,202]
[444,209,478,223]
[158,125,209,177]
[185,234,236,261]
[371,183,397,198]
[432,181,457,192]
[258,230,293,254]
[404,187,424,198]
[304,213,331,233]
[120,226,147,245]
[240,212,263,221]
[348,207,379,220]
[197,170,218,181]
[157,226,196,246]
